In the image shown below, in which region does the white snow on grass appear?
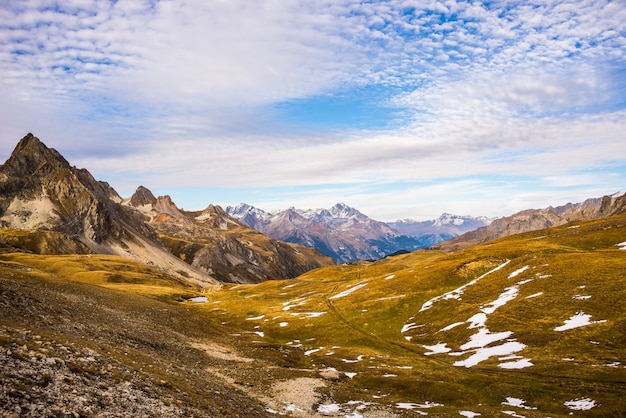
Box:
[453,341,527,368]
[245,314,265,321]
[439,322,464,332]
[467,313,487,329]
[499,358,534,369]
[526,292,543,299]
[423,342,452,355]
[396,401,442,411]
[401,322,422,333]
[572,294,592,300]
[502,398,537,410]
[384,274,396,280]
[419,260,511,312]
[564,397,597,410]
[329,282,367,299]
[188,296,208,303]
[616,241,626,250]
[481,285,520,314]
[460,328,513,350]
[279,322,288,327]
[304,347,324,356]
[459,411,481,417]
[508,265,529,279]
[554,312,606,331]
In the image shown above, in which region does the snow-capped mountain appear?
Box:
[388,213,492,246]
[226,203,487,263]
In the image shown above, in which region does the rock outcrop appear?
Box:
[126,188,334,283]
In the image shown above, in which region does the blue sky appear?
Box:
[0,0,625,221]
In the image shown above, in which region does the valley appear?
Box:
[2,211,625,416]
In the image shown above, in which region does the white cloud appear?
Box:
[0,0,625,220]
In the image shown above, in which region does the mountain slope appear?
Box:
[201,209,626,416]
[2,195,625,416]
[227,203,427,263]
[0,134,215,287]
[126,189,334,283]
[433,192,626,251]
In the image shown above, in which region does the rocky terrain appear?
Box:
[126,190,334,283]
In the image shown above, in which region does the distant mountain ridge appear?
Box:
[433,192,626,251]
[226,203,491,263]
[387,213,493,248]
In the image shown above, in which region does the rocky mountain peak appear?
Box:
[2,133,70,178]
[433,213,466,226]
[129,185,157,207]
[154,195,184,218]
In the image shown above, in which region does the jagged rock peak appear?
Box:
[154,195,184,218]
[3,133,69,176]
[129,185,157,207]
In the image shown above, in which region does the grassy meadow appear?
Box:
[1,212,625,416]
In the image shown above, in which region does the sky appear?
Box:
[0,0,625,221]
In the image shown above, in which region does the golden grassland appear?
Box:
[1,212,625,416]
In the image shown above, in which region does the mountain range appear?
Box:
[226,203,491,263]
[0,134,332,284]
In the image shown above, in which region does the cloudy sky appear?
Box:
[1,0,625,221]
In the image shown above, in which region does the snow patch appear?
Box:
[466,313,487,329]
[502,397,536,410]
[384,274,395,280]
[187,296,208,303]
[460,328,512,350]
[330,282,367,299]
[453,341,527,368]
[481,285,520,314]
[508,265,529,279]
[459,411,481,417]
[439,322,464,332]
[423,342,452,355]
[526,292,543,299]
[616,241,626,250]
[401,322,422,333]
[499,358,534,369]
[554,312,606,331]
[564,398,597,411]
[304,347,323,356]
